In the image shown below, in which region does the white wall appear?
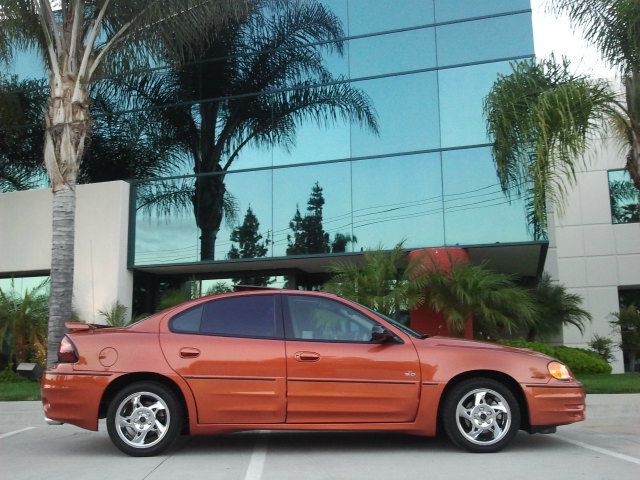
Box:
[0,181,133,323]
[544,139,637,373]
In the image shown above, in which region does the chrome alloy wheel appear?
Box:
[115,391,170,449]
[455,388,511,446]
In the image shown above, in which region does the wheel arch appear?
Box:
[436,370,530,433]
[99,372,191,433]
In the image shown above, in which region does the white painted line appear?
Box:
[557,435,640,466]
[244,432,268,480]
[0,427,36,440]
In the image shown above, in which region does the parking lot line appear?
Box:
[557,436,640,466]
[244,432,269,480]
[0,427,36,440]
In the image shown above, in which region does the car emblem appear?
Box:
[404,371,416,377]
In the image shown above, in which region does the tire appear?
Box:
[441,377,520,453]
[106,381,183,457]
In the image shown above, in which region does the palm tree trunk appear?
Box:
[193,172,226,261]
[47,187,76,366]
[44,75,89,367]
[200,228,219,261]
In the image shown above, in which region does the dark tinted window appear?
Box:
[170,305,203,333]
[285,296,378,342]
[201,295,279,338]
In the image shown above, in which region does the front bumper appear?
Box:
[523,382,586,427]
[41,364,113,431]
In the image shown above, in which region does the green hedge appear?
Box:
[498,339,612,375]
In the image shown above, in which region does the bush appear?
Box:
[499,339,612,375]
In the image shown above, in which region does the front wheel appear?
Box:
[442,378,520,453]
[106,381,183,457]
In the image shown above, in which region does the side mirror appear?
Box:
[371,325,396,343]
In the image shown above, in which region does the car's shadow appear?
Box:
[51,428,564,457]
[173,430,563,457]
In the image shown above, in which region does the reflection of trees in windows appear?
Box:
[134,1,377,261]
[609,175,640,224]
[286,182,356,256]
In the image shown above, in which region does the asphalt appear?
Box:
[1,395,639,480]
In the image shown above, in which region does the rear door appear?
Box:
[160,294,286,424]
[283,295,421,423]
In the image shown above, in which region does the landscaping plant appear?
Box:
[0,281,48,367]
[610,305,640,372]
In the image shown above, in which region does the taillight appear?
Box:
[57,335,79,363]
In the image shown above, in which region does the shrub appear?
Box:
[588,334,616,364]
[499,339,612,375]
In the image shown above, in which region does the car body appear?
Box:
[41,290,585,456]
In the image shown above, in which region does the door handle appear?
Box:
[179,347,201,359]
[295,351,320,362]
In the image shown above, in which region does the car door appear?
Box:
[283,294,421,423]
[160,294,286,424]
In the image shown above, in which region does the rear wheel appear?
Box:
[442,378,520,453]
[106,381,183,457]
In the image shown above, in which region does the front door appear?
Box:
[283,295,420,423]
[160,294,286,424]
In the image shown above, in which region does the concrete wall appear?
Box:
[544,138,638,373]
[0,181,133,323]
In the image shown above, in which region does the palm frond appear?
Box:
[552,0,640,72]
[484,56,620,227]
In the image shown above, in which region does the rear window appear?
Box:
[200,295,280,338]
[170,305,203,333]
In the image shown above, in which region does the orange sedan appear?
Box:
[41,290,585,456]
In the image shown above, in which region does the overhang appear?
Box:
[133,241,548,280]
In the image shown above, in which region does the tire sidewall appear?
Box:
[106,381,183,457]
[442,377,521,453]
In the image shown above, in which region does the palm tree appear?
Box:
[322,243,427,318]
[132,0,378,260]
[484,57,618,233]
[0,0,250,366]
[0,75,47,192]
[0,280,49,367]
[610,304,640,372]
[419,259,538,337]
[527,274,591,341]
[322,244,537,336]
[484,0,640,231]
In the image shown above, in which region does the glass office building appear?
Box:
[6,1,541,301]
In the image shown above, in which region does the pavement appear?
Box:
[1,395,639,480]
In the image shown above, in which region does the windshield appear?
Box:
[357,304,427,339]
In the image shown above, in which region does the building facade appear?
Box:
[544,138,640,373]
[2,2,565,348]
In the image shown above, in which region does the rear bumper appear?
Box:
[523,383,586,427]
[41,365,113,431]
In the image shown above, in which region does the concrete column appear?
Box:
[0,181,133,324]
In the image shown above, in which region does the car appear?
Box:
[41,289,585,456]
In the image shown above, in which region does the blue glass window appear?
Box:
[350,72,440,157]
[348,0,435,36]
[352,154,444,249]
[349,28,437,78]
[438,61,513,148]
[442,147,530,245]
[272,161,352,257]
[609,170,640,224]
[434,0,530,22]
[436,13,534,66]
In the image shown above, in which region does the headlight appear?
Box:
[548,361,572,380]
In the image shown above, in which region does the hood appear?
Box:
[419,336,554,360]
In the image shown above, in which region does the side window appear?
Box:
[285,296,378,342]
[200,295,280,338]
[170,305,203,333]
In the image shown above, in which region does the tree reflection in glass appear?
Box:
[135,1,377,261]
